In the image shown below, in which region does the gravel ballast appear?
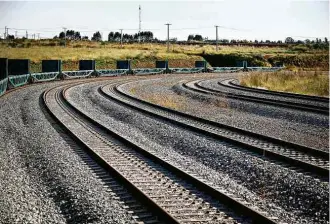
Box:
[0,80,133,224]
[122,74,329,151]
[66,76,329,224]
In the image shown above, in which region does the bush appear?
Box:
[8,42,18,48]
[290,45,309,53]
[44,42,57,47]
[59,40,66,46]
[25,43,32,48]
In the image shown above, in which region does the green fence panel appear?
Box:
[97,69,129,76]
[169,67,204,74]
[0,78,7,96]
[247,67,283,72]
[62,70,94,79]
[133,68,165,76]
[8,74,30,88]
[31,72,59,82]
[211,67,244,73]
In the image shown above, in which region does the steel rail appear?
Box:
[45,81,280,224]
[98,82,329,179]
[225,79,329,103]
[217,79,329,110]
[44,83,179,224]
[188,80,328,115]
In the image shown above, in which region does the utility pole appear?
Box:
[138,5,141,43]
[26,30,28,39]
[4,26,7,39]
[215,25,219,51]
[120,29,123,47]
[15,31,18,39]
[165,23,171,52]
[63,27,67,47]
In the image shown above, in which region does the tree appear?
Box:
[194,34,203,41]
[305,39,311,44]
[74,31,81,40]
[285,37,294,43]
[324,37,328,44]
[114,32,121,41]
[82,36,89,40]
[187,34,194,41]
[66,30,75,39]
[108,32,114,41]
[59,32,65,39]
[91,31,102,41]
[6,35,15,40]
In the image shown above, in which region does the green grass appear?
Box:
[239,71,329,97]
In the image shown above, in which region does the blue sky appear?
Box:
[0,0,328,41]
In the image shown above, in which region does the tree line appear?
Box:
[52,29,156,42]
[2,28,329,49]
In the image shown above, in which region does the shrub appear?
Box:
[59,40,66,46]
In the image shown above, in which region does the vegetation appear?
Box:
[188,34,204,41]
[239,71,329,97]
[0,38,328,72]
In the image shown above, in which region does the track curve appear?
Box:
[44,80,281,224]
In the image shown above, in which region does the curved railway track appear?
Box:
[98,81,329,180]
[218,79,329,109]
[43,81,282,224]
[182,80,329,115]
[223,79,329,103]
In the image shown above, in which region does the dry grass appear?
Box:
[1,41,327,71]
[145,95,183,110]
[0,41,322,62]
[239,71,329,97]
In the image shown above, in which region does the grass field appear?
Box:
[239,71,329,97]
[0,40,328,72]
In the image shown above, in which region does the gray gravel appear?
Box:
[66,77,329,224]
[195,78,328,127]
[0,80,133,224]
[124,74,329,151]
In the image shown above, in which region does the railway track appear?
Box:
[182,80,329,115]
[40,89,161,224]
[99,81,329,180]
[218,79,329,110]
[223,79,329,103]
[43,81,281,223]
